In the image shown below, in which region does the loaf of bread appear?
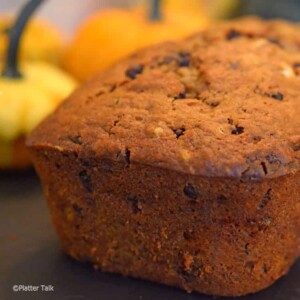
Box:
[27,17,300,297]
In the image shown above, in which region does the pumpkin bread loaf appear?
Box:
[27,17,300,297]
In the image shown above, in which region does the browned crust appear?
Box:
[27,17,300,179]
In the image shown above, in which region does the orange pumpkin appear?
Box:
[64,2,211,81]
[64,0,239,82]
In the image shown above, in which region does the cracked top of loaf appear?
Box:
[27,17,300,179]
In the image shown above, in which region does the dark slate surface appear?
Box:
[0,170,299,300]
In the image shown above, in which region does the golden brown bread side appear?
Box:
[27,17,300,296]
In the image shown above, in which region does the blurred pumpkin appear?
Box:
[0,61,77,169]
[202,0,239,18]
[164,0,239,18]
[0,136,29,170]
[64,1,211,82]
[0,16,64,65]
[64,9,146,83]
[64,0,238,82]
[0,0,77,170]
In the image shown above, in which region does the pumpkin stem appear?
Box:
[150,0,162,21]
[2,0,45,79]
